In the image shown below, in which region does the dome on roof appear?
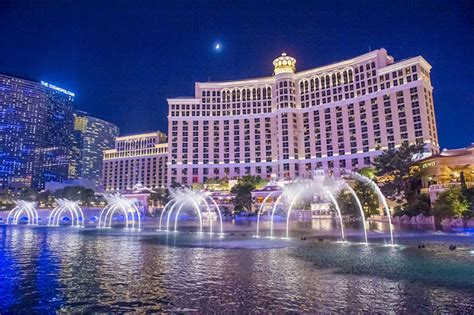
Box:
[273,52,296,75]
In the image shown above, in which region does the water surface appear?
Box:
[0,224,473,313]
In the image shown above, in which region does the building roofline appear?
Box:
[378,56,432,74]
[295,49,389,77]
[0,72,40,84]
[194,48,392,89]
[116,130,167,140]
[182,49,432,92]
[167,97,199,104]
[74,110,119,128]
[417,144,474,162]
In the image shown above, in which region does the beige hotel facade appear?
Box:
[102,131,168,191]
[166,48,439,186]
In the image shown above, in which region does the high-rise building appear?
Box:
[167,48,439,185]
[71,111,119,189]
[0,74,74,190]
[102,131,168,191]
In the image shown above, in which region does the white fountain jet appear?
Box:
[7,200,39,225]
[343,184,368,244]
[159,188,223,235]
[259,172,352,242]
[98,194,141,230]
[48,199,85,227]
[343,169,394,245]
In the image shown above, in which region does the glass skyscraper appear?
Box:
[0,73,74,190]
[71,111,119,189]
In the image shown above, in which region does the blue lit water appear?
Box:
[0,223,473,313]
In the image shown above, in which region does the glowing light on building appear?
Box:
[40,81,75,97]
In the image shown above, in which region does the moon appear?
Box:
[215,43,221,51]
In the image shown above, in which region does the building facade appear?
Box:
[71,111,119,189]
[167,48,439,185]
[0,74,74,190]
[102,131,168,191]
[419,144,474,202]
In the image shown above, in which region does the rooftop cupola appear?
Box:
[273,52,296,75]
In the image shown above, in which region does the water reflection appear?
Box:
[0,225,473,313]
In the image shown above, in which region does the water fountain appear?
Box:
[98,194,141,229]
[257,169,392,244]
[48,199,85,227]
[271,179,346,241]
[344,184,368,244]
[158,188,223,235]
[343,169,394,245]
[256,191,282,238]
[6,201,39,225]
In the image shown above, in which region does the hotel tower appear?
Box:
[102,131,168,191]
[167,48,439,185]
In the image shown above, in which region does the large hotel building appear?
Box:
[71,110,119,188]
[102,131,168,191]
[0,74,75,190]
[167,48,439,185]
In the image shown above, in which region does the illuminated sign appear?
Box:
[421,161,436,169]
[40,81,75,97]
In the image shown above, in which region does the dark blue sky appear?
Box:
[0,0,473,149]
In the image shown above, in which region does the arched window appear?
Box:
[315,77,320,90]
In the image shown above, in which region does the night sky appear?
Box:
[0,0,473,149]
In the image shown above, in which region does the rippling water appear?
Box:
[0,224,473,313]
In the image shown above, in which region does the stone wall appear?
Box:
[391,214,435,226]
[440,217,474,228]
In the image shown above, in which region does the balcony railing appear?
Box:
[428,182,474,192]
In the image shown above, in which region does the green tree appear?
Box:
[169,181,184,190]
[230,175,268,214]
[19,188,39,202]
[333,191,358,217]
[358,167,375,179]
[204,176,230,191]
[37,190,55,208]
[461,188,474,217]
[53,186,95,206]
[149,187,170,208]
[373,142,425,207]
[191,182,204,191]
[331,183,379,219]
[395,193,431,217]
[353,181,380,218]
[432,187,469,220]
[0,190,15,210]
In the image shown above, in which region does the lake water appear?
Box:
[1,222,473,313]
